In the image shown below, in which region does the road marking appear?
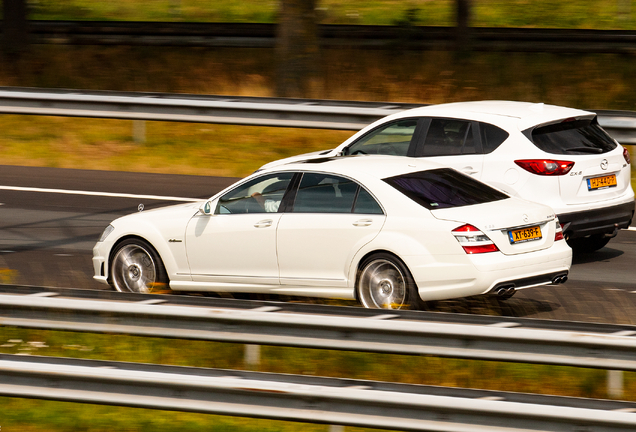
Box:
[628,227,636,232]
[0,185,200,202]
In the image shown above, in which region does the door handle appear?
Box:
[353,219,373,227]
[254,219,273,228]
[462,166,478,175]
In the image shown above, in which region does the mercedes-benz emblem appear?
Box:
[523,214,529,223]
[601,159,608,170]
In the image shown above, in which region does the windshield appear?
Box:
[384,168,508,210]
[529,117,617,155]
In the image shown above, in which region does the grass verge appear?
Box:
[0,326,634,432]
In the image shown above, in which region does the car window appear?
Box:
[353,187,384,214]
[292,173,383,214]
[421,118,475,156]
[530,118,617,155]
[384,168,508,210]
[345,119,418,156]
[216,172,294,214]
[480,122,509,153]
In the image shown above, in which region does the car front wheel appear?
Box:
[110,238,168,293]
[357,253,420,310]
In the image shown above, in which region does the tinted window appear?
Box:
[421,119,475,156]
[384,168,508,210]
[480,123,509,153]
[353,188,384,214]
[292,173,384,214]
[216,173,294,214]
[345,119,418,156]
[530,118,617,155]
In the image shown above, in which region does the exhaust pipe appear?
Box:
[551,275,568,284]
[495,285,515,297]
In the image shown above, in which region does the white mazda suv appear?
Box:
[261,101,635,253]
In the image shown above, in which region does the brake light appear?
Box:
[452,224,499,254]
[554,219,564,242]
[514,160,574,176]
[624,147,631,164]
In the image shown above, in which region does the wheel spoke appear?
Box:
[359,258,408,309]
[111,244,158,293]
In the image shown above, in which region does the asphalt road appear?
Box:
[1,165,635,324]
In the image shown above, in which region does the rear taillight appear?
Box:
[514,159,574,176]
[623,147,631,164]
[554,219,564,242]
[452,224,499,254]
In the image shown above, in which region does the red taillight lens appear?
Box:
[554,219,564,241]
[452,224,499,254]
[623,147,631,164]
[514,159,575,176]
[461,243,500,254]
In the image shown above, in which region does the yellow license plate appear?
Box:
[587,174,617,190]
[508,226,542,244]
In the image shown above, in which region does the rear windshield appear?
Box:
[530,118,617,155]
[384,168,508,210]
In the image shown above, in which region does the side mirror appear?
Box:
[199,201,213,215]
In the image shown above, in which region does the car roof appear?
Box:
[387,100,594,131]
[261,155,448,180]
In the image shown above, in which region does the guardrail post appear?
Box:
[133,120,146,143]
[608,370,624,399]
[244,344,261,369]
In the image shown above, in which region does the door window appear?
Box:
[421,118,476,156]
[345,119,419,156]
[292,173,383,214]
[216,173,294,214]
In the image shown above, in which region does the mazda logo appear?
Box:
[601,159,608,170]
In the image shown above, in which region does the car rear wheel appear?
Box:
[357,253,420,310]
[110,238,168,293]
[567,234,611,253]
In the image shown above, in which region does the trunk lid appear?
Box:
[431,198,557,255]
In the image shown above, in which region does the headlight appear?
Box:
[98,225,115,242]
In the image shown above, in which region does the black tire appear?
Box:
[109,238,169,293]
[567,234,611,254]
[356,253,421,310]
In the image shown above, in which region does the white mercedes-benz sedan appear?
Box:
[261,101,634,253]
[93,156,571,309]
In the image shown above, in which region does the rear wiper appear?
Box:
[564,147,603,153]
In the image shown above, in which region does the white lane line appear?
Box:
[0,185,200,202]
[628,227,636,232]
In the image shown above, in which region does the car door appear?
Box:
[184,172,294,288]
[414,118,485,179]
[276,172,386,289]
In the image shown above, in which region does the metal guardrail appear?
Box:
[2,353,636,432]
[0,87,634,143]
[9,21,636,53]
[1,290,636,371]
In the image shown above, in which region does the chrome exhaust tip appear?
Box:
[552,275,568,284]
[495,285,515,297]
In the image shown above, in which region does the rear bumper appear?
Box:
[558,200,635,239]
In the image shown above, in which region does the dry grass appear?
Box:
[1,46,636,177]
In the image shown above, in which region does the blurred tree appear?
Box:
[456,0,472,51]
[2,0,29,55]
[276,0,319,98]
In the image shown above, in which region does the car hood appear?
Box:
[259,149,334,170]
[112,201,202,225]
